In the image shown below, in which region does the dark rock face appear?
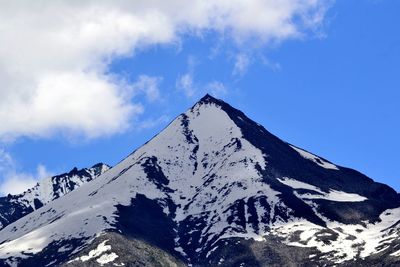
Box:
[62,232,186,267]
[113,194,178,256]
[141,157,172,192]
[0,196,33,232]
[0,95,399,267]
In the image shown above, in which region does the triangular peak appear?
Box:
[196,93,224,106]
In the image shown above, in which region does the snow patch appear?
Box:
[278,177,367,202]
[69,239,119,265]
[78,240,111,262]
[0,229,47,257]
[97,252,119,265]
[290,145,339,170]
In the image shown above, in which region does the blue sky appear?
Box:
[0,0,399,194]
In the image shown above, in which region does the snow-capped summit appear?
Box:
[0,95,399,267]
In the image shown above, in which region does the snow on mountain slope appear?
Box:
[0,163,109,231]
[0,95,399,267]
[289,145,339,170]
[272,207,400,263]
[17,163,110,209]
[0,97,278,263]
[277,177,368,202]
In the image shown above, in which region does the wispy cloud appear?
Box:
[136,115,171,131]
[176,73,196,98]
[233,54,251,76]
[0,150,13,173]
[261,56,282,72]
[131,75,163,103]
[176,56,198,98]
[206,81,228,97]
[176,57,228,99]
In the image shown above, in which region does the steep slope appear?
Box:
[0,95,399,267]
[0,163,110,231]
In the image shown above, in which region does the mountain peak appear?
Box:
[197,93,221,105]
[1,97,400,266]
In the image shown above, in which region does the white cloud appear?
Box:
[0,150,53,195]
[0,0,332,140]
[0,173,39,196]
[137,115,171,131]
[36,164,53,181]
[177,72,228,99]
[176,56,198,98]
[233,54,251,76]
[206,81,228,97]
[176,73,196,98]
[0,71,142,140]
[261,56,282,71]
[131,75,163,102]
[177,56,228,98]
